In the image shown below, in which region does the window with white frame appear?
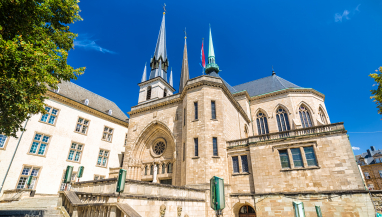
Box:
[96,149,109,167]
[256,111,269,135]
[94,175,105,180]
[276,107,291,132]
[67,142,84,163]
[299,105,313,128]
[29,133,50,156]
[40,105,59,125]
[365,172,371,179]
[0,135,8,149]
[102,126,114,142]
[75,117,90,134]
[59,170,77,191]
[16,166,40,189]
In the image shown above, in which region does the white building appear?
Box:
[0,81,129,195]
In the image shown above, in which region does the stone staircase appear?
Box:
[0,197,65,217]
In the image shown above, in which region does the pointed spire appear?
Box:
[205,25,219,74]
[154,13,167,61]
[149,9,169,81]
[141,63,147,82]
[169,68,173,87]
[272,66,276,76]
[208,25,215,58]
[179,35,189,93]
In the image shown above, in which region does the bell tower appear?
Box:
[138,10,174,104]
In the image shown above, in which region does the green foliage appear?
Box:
[370,66,382,116]
[0,0,85,137]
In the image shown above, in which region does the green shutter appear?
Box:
[26,176,33,186]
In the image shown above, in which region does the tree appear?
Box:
[0,0,85,137]
[370,66,382,116]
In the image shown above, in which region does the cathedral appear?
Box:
[0,9,375,217]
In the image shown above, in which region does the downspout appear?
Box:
[0,118,29,193]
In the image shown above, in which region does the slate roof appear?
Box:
[50,81,129,122]
[356,146,382,165]
[207,71,238,93]
[232,74,301,97]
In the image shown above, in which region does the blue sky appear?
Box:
[67,0,382,155]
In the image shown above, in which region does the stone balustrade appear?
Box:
[226,122,345,148]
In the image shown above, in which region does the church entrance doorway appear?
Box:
[239,205,256,217]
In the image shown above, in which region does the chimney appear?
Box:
[367,149,372,157]
[371,146,376,151]
[84,99,89,106]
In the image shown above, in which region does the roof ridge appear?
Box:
[232,75,273,87]
[275,75,287,89]
[276,75,300,88]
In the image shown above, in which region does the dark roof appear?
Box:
[51,81,128,122]
[207,71,238,93]
[356,146,382,165]
[232,74,301,97]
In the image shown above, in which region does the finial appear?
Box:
[272,65,276,75]
[184,27,187,39]
[163,3,166,14]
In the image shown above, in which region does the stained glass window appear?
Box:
[299,105,313,128]
[303,147,317,166]
[279,150,290,169]
[276,108,291,132]
[213,137,218,156]
[291,148,303,168]
[232,156,239,173]
[256,112,269,135]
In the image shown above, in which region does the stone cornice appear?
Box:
[230,189,368,197]
[129,75,251,123]
[249,88,325,101]
[138,76,176,92]
[46,91,129,128]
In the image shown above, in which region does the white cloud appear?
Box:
[74,38,115,54]
[334,5,361,23]
[352,147,360,150]
[335,10,350,22]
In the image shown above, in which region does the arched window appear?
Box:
[276,107,291,132]
[163,88,167,97]
[239,205,256,216]
[256,111,269,135]
[318,108,327,124]
[299,105,313,128]
[167,163,172,173]
[146,86,152,100]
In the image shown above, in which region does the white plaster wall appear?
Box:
[0,98,128,195]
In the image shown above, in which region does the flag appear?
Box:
[200,39,206,68]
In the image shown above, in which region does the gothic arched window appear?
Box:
[318,108,327,124]
[299,105,313,128]
[163,88,167,97]
[256,111,269,135]
[276,107,291,132]
[146,86,152,100]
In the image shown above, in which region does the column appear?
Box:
[153,164,158,183]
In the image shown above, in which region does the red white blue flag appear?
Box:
[200,39,206,69]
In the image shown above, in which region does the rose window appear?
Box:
[153,141,166,155]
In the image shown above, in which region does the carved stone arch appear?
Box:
[254,108,270,119]
[131,120,176,161]
[272,103,292,117]
[318,104,330,124]
[296,101,315,114]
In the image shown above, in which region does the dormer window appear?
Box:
[147,86,152,100]
[108,109,112,115]
[84,99,89,105]
[54,86,60,93]
[163,88,167,97]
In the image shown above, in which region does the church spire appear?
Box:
[169,67,173,87]
[149,9,169,81]
[141,63,147,82]
[205,25,219,74]
[179,34,189,93]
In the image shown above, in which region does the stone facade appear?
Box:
[360,163,382,190]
